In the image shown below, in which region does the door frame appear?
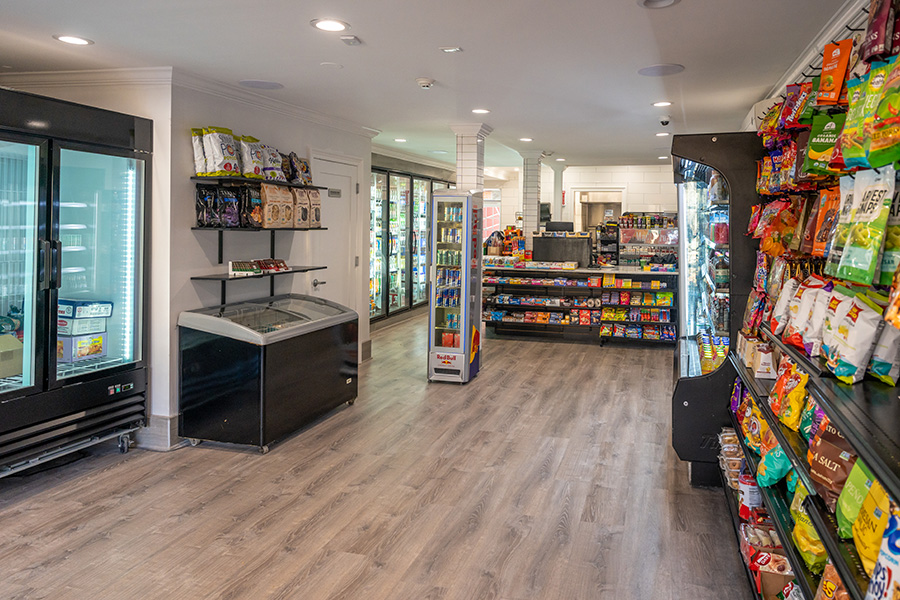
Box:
[569,186,627,230]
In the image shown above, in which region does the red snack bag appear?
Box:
[862,0,896,63]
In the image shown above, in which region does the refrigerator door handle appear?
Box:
[38,240,51,291]
[49,239,61,290]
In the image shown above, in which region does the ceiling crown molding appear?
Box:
[372,143,455,171]
[0,66,175,88]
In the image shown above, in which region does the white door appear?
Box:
[307,158,358,311]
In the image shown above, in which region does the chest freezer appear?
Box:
[178,294,358,451]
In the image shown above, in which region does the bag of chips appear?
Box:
[280,152,293,182]
[240,187,263,228]
[195,185,218,228]
[862,0,897,63]
[838,165,896,284]
[779,368,809,432]
[289,152,313,185]
[814,185,843,257]
[768,357,798,415]
[836,459,875,539]
[865,504,900,600]
[261,145,287,182]
[820,39,855,105]
[810,429,858,512]
[799,396,823,444]
[859,61,898,167]
[755,199,790,238]
[770,275,801,335]
[853,477,891,576]
[783,274,828,349]
[218,187,241,228]
[791,483,828,573]
[757,444,793,487]
[802,279,836,357]
[887,264,900,330]
[821,286,858,360]
[826,175,864,275]
[868,320,900,385]
[835,76,870,169]
[803,112,847,175]
[828,294,886,384]
[813,562,849,600]
[237,136,265,180]
[868,58,900,167]
[202,127,241,177]
[877,186,900,286]
[191,128,207,176]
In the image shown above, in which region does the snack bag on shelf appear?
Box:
[868,320,900,384]
[821,286,859,360]
[887,264,900,329]
[836,459,876,539]
[818,39,854,105]
[779,368,809,432]
[240,187,263,228]
[755,251,770,292]
[802,279,837,357]
[867,59,900,167]
[853,477,892,576]
[195,185,217,228]
[877,186,900,286]
[826,174,865,275]
[791,483,828,573]
[757,444,793,487]
[783,274,828,349]
[835,76,870,170]
[202,127,241,177]
[803,111,847,176]
[261,145,288,182]
[837,164,896,284]
[858,60,898,167]
[862,1,896,63]
[755,200,790,239]
[289,152,313,185]
[237,136,265,179]
[827,293,886,384]
[770,273,802,335]
[191,128,207,176]
[778,581,805,600]
[810,427,858,512]
[865,504,900,600]
[218,188,241,228]
[813,561,849,600]
[768,356,798,415]
[814,182,845,257]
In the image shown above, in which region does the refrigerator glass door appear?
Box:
[388,174,410,312]
[0,140,40,395]
[370,172,386,318]
[678,160,729,376]
[431,197,465,350]
[55,148,144,381]
[412,178,429,305]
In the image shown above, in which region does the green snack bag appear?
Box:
[868,56,900,167]
[803,111,847,175]
[836,460,874,539]
[798,77,820,125]
[879,185,900,285]
[825,175,860,276]
[836,76,869,168]
[799,396,818,442]
[849,60,894,170]
[837,164,896,284]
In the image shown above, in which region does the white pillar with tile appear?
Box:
[547,161,567,225]
[450,123,493,191]
[519,150,544,251]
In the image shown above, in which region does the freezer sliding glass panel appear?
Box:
[0,141,39,394]
[412,178,429,305]
[56,149,144,380]
[431,198,464,350]
[370,172,386,318]
[389,174,410,312]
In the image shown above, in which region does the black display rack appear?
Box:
[191,175,326,191]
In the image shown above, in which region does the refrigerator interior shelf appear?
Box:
[57,356,126,379]
[0,374,25,394]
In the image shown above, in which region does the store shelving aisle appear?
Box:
[0,314,751,600]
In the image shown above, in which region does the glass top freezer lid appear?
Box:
[265,294,347,322]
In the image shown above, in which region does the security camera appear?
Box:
[660,115,671,127]
[416,77,435,89]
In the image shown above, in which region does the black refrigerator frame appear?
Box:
[0,88,151,475]
[670,132,764,487]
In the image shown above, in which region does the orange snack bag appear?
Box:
[818,39,854,105]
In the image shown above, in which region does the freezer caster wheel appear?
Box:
[118,434,132,454]
[188,438,202,447]
[259,445,270,455]
[347,399,355,405]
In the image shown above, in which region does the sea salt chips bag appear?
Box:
[837,164,896,284]
[191,128,207,176]
[826,174,864,276]
[238,136,265,180]
[809,424,858,512]
[201,127,240,177]
[865,504,900,600]
[836,459,875,539]
[828,293,886,384]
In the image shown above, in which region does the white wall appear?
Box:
[0,68,375,449]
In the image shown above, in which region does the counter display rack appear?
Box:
[482,265,678,344]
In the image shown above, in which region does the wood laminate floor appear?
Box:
[0,316,752,600]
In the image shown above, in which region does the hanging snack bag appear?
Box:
[191,128,207,176]
[813,562,849,600]
[819,39,855,105]
[218,187,241,228]
[240,187,263,228]
[770,273,802,335]
[791,483,829,573]
[783,274,827,349]
[836,460,876,539]
[865,504,900,600]
[836,76,870,169]
[878,187,900,285]
[289,152,313,185]
[803,112,847,175]
[862,0,896,63]
[237,136,265,180]
[813,185,843,257]
[195,185,217,227]
[828,293,886,383]
[780,84,802,128]
[755,199,790,238]
[261,145,288,182]
[858,61,897,167]
[821,286,858,360]
[868,320,900,384]
[768,256,789,300]
[785,81,816,129]
[202,127,240,177]
[853,477,891,576]
[826,175,863,275]
[801,198,821,254]
[867,58,900,167]
[810,428,858,512]
[837,164,896,284]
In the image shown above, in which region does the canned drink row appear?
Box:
[436,250,461,266]
[435,288,460,307]
[436,267,461,288]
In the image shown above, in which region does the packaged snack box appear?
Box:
[260,183,293,229]
[57,317,106,336]
[57,332,106,363]
[57,299,113,319]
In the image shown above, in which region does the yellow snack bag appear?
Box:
[852,477,891,576]
[791,483,828,573]
[779,367,809,431]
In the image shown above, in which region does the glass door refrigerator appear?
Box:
[428,192,482,383]
[670,132,763,486]
[388,174,410,314]
[369,172,386,319]
[411,178,429,306]
[0,88,150,476]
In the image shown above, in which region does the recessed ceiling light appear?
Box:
[310,18,350,32]
[394,138,407,143]
[53,35,94,46]
[472,108,490,114]
[319,62,344,69]
[239,79,284,90]
[638,64,685,77]
[519,138,533,142]
[653,101,673,107]
[656,132,670,137]
[556,158,565,162]
[440,46,463,53]
[430,150,448,154]
[638,0,681,8]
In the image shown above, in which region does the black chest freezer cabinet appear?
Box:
[178,294,358,450]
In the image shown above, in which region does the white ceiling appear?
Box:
[0,0,851,167]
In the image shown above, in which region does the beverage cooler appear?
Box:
[428,192,482,383]
[178,294,358,451]
[0,89,151,476]
[670,133,764,486]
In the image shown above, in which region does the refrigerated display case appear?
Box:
[412,178,429,305]
[388,174,410,313]
[178,294,358,451]
[428,192,482,383]
[370,172,386,318]
[0,89,151,476]
[670,132,764,486]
